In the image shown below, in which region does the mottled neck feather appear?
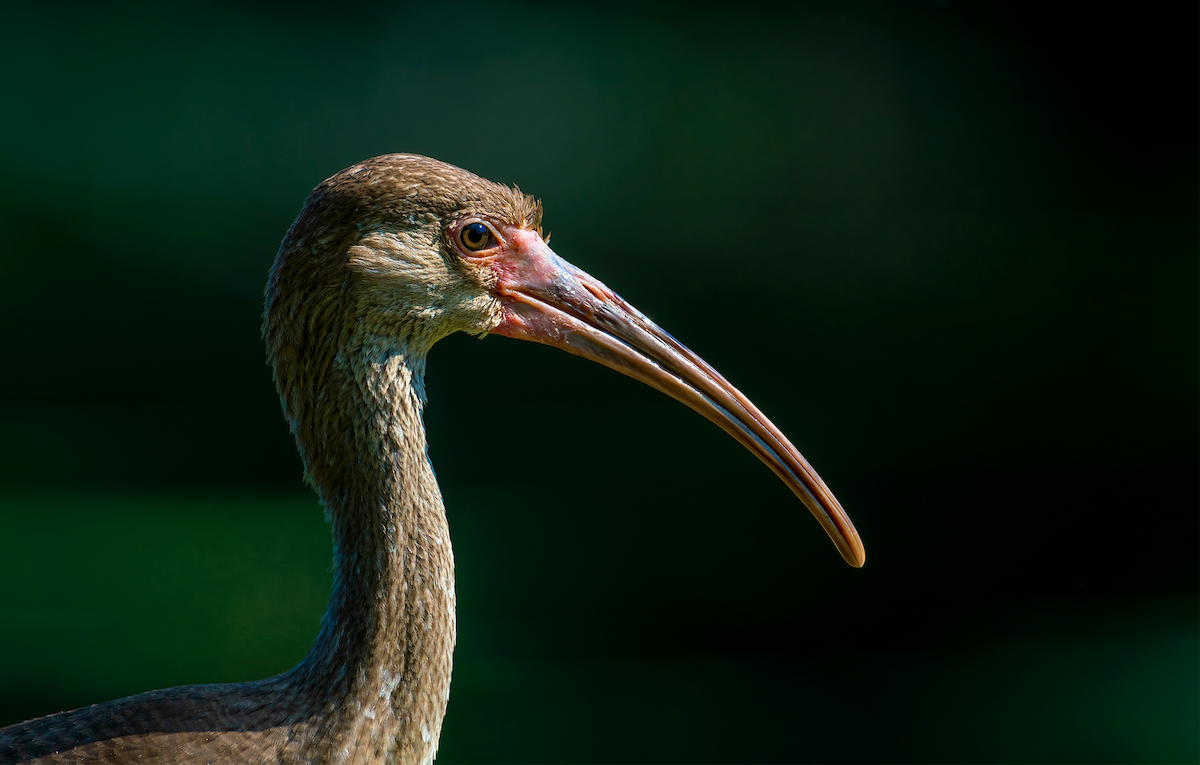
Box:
[0,346,453,765]
[283,339,455,764]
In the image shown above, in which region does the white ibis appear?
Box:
[0,154,864,764]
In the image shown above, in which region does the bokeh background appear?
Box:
[1,1,1195,762]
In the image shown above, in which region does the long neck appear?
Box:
[286,343,456,765]
[0,344,458,764]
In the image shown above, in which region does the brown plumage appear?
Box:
[0,154,864,764]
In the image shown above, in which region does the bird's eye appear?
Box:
[460,222,493,252]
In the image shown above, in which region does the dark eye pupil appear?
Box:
[463,223,489,250]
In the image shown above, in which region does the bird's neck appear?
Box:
[286,341,455,765]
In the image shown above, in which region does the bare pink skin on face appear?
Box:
[487,225,614,345]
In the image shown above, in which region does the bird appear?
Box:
[0,154,865,765]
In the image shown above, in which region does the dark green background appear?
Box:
[1,2,1195,762]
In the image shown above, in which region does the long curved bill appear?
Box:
[489,228,865,567]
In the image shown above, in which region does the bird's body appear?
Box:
[0,155,863,764]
